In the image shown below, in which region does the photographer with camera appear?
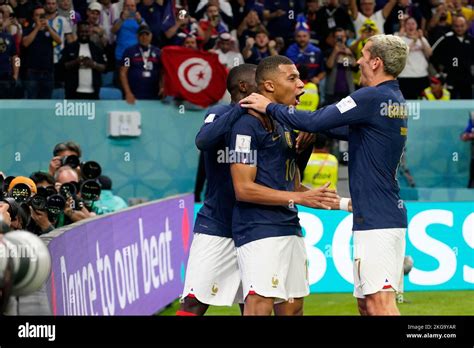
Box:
[21,4,61,99]
[325,27,357,104]
[48,141,82,176]
[27,172,58,235]
[54,165,93,226]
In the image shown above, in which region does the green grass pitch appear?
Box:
[158,290,474,315]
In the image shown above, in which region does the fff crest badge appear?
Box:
[284,131,293,148]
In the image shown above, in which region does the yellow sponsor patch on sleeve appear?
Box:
[400,127,408,136]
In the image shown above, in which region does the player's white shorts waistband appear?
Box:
[237,235,310,302]
[181,233,242,306]
[352,228,406,299]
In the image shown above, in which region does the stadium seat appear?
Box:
[102,72,114,87]
[99,87,123,100]
[52,88,65,99]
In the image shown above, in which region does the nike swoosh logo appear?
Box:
[272,134,281,141]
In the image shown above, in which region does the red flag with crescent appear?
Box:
[161,46,228,107]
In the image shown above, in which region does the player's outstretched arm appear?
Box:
[231,164,339,209]
[240,92,369,134]
[195,105,246,151]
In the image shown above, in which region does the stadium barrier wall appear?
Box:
[191,202,473,293]
[0,100,473,202]
[44,193,194,315]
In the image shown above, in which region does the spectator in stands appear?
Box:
[138,0,171,47]
[0,10,18,99]
[263,0,302,45]
[48,141,82,176]
[45,0,76,65]
[242,28,277,65]
[286,22,326,86]
[302,134,339,190]
[384,0,426,35]
[230,0,264,31]
[349,0,397,35]
[461,112,474,188]
[98,0,121,45]
[182,33,199,49]
[61,21,106,99]
[120,24,161,104]
[314,0,354,49]
[22,5,61,99]
[1,5,22,51]
[296,64,319,112]
[199,2,229,50]
[396,17,432,99]
[87,2,108,50]
[444,0,473,26]
[95,175,128,213]
[325,27,357,104]
[428,2,451,45]
[422,75,451,100]
[237,9,266,50]
[13,0,34,28]
[301,0,322,47]
[212,32,243,70]
[432,16,473,99]
[57,0,81,36]
[350,19,379,87]
[112,0,146,64]
[164,7,204,46]
[194,0,233,30]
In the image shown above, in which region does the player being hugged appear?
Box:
[177,64,258,316]
[241,35,410,316]
[230,56,348,316]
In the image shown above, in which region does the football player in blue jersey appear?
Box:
[178,63,340,316]
[229,56,346,316]
[240,35,410,316]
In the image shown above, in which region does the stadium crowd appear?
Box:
[0,0,472,103]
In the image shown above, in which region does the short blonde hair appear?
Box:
[366,34,409,78]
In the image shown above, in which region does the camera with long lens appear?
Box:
[31,186,66,223]
[60,154,80,169]
[0,231,51,314]
[79,161,102,211]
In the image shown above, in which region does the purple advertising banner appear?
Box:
[45,194,194,315]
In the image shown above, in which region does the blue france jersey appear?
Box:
[194,104,245,238]
[230,114,302,247]
[267,80,408,231]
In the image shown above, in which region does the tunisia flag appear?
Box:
[161,46,228,107]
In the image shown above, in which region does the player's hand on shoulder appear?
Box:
[240,93,272,114]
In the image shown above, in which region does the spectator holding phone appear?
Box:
[199,3,228,50]
[112,0,146,63]
[325,28,357,104]
[22,4,61,99]
[396,16,432,99]
[61,21,106,99]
